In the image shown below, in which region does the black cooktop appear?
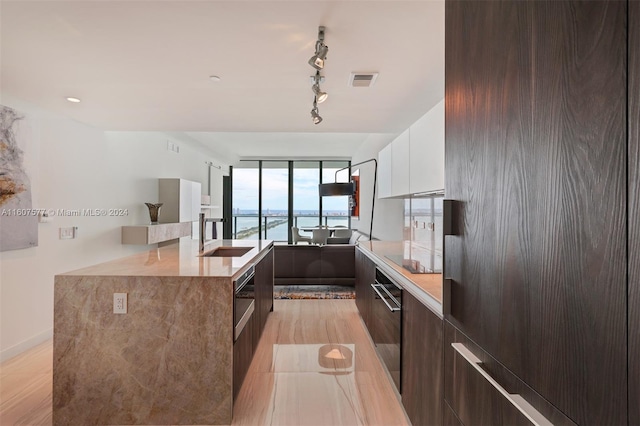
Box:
[385,254,440,274]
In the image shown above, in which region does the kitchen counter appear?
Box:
[53,239,273,426]
[358,241,442,317]
[62,238,273,278]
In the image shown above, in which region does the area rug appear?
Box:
[274,285,355,300]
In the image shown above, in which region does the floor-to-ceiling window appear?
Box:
[260,161,289,240]
[231,160,350,243]
[231,161,259,239]
[293,161,321,230]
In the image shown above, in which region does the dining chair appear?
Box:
[292,227,312,244]
[333,228,353,238]
[312,228,331,245]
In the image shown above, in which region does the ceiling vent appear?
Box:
[348,72,379,88]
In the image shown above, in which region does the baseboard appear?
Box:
[0,328,53,363]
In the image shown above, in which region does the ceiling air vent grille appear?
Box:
[348,72,379,88]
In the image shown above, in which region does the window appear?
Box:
[261,161,289,241]
[293,161,320,230]
[231,160,350,243]
[231,161,259,240]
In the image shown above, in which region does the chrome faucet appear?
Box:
[199,213,206,252]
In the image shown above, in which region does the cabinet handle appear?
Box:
[371,283,401,312]
[443,199,460,236]
[443,278,452,316]
[451,343,553,426]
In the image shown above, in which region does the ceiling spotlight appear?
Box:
[66,97,81,103]
[311,98,323,124]
[311,107,323,124]
[313,84,328,103]
[308,26,328,70]
[312,71,328,103]
[308,44,328,70]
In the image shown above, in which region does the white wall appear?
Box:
[0,98,227,361]
[351,134,403,241]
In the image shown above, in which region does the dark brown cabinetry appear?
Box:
[356,248,445,424]
[629,1,640,424]
[445,1,628,424]
[274,245,355,285]
[355,248,375,332]
[254,247,274,348]
[234,247,274,401]
[401,291,443,426]
[233,311,253,400]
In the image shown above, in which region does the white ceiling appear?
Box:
[1,0,444,163]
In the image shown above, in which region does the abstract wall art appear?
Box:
[0,105,38,251]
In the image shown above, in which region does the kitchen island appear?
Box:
[53,239,274,426]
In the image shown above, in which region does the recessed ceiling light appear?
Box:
[66,97,81,103]
[209,75,221,82]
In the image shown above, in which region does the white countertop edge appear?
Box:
[357,245,443,319]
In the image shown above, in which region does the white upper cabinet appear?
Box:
[392,128,411,196]
[159,178,202,223]
[378,144,393,198]
[377,99,445,199]
[409,99,445,194]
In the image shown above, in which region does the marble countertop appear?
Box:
[59,239,274,278]
[357,241,443,317]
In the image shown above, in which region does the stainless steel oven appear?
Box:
[371,267,402,392]
[234,266,255,342]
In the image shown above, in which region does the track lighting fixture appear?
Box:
[311,98,323,124]
[308,26,328,70]
[312,71,328,103]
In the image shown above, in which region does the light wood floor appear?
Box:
[0,300,409,426]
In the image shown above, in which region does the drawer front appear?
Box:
[444,322,575,426]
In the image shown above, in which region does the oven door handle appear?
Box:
[371,283,401,312]
[234,300,255,341]
[235,271,255,294]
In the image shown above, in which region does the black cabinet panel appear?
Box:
[445,1,627,424]
[402,292,443,426]
[274,245,355,285]
[629,1,640,424]
[321,246,355,279]
[274,245,321,279]
[233,312,253,400]
[254,248,274,348]
[355,248,375,331]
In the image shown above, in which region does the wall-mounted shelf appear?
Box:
[121,222,191,245]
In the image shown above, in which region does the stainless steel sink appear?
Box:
[201,246,252,257]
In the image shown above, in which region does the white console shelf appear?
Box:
[121,222,191,245]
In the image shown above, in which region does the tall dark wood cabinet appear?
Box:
[445,1,628,424]
[401,292,443,426]
[629,1,640,424]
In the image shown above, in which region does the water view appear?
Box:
[232,210,350,241]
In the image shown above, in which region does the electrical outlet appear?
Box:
[59,227,76,239]
[113,293,127,314]
[166,141,180,153]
